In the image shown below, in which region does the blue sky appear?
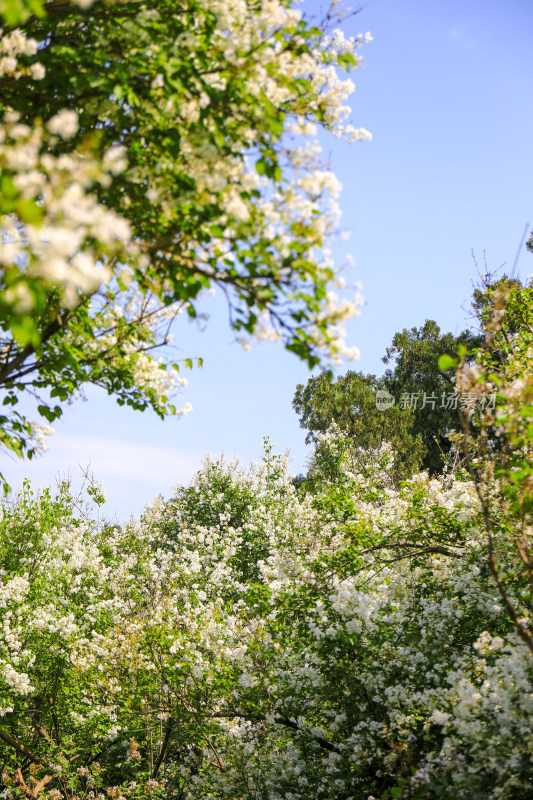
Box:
[3,0,533,522]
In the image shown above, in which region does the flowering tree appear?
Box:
[1,373,533,800]
[0,0,370,482]
[1,275,529,800]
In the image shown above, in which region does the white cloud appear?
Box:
[3,433,216,522]
[448,21,482,51]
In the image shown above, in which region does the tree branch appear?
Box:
[151,717,173,779]
[211,712,341,754]
[0,729,46,766]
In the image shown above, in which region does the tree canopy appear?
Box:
[293,320,482,479]
[0,0,371,484]
[381,319,483,474]
[292,369,425,483]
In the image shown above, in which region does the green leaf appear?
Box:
[0,174,17,201]
[438,354,457,370]
[10,318,39,348]
[37,404,56,423]
[0,0,44,26]
[15,198,44,226]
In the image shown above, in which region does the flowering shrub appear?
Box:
[453,277,533,660]
[1,410,532,800]
[1,280,531,799]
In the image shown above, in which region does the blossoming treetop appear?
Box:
[0,0,370,478]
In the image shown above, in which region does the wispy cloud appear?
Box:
[448,21,482,51]
[2,433,226,521]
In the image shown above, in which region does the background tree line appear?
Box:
[293,274,525,483]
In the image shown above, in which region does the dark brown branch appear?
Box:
[272,715,340,753]
[151,717,173,779]
[212,712,341,754]
[0,729,46,765]
[32,718,56,747]
[362,542,463,560]
[0,308,76,386]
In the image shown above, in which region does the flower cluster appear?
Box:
[0,27,43,80]
[0,111,138,311]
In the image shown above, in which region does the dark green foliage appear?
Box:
[382,320,483,474]
[294,322,483,480]
[293,370,424,483]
